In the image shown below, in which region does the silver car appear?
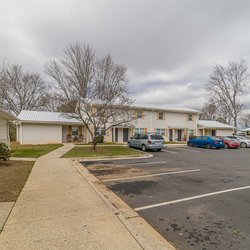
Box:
[127,133,165,151]
[227,135,250,148]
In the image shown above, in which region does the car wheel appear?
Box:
[127,142,131,148]
[224,144,229,149]
[206,144,211,149]
[240,142,247,148]
[142,144,147,152]
[188,142,193,147]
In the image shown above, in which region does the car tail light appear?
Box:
[148,140,152,144]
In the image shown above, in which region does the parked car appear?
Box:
[127,133,165,151]
[187,136,224,149]
[216,136,240,149]
[227,135,250,148]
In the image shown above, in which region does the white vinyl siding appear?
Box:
[19,124,62,144]
[0,118,8,145]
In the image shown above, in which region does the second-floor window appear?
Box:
[188,114,193,121]
[137,111,143,119]
[158,112,164,120]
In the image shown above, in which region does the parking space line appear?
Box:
[174,147,200,153]
[126,161,167,166]
[162,150,178,154]
[135,185,250,211]
[103,169,200,182]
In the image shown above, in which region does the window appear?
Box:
[189,129,196,136]
[96,127,105,136]
[188,114,193,121]
[151,134,164,140]
[158,112,164,120]
[72,127,79,136]
[156,128,165,136]
[135,128,146,134]
[137,111,143,119]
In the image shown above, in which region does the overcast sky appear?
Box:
[1,0,250,109]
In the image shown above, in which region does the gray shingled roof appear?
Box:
[18,110,83,125]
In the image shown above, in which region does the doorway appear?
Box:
[123,128,129,142]
[177,129,182,141]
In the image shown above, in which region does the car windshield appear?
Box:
[211,137,220,140]
[150,134,164,140]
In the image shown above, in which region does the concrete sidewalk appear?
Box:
[0,144,174,250]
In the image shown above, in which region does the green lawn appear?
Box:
[165,141,187,144]
[74,142,125,145]
[11,144,63,158]
[62,146,144,158]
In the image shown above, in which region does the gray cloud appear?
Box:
[1,0,250,109]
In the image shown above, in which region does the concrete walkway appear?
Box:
[0,144,174,250]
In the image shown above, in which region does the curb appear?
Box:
[71,159,175,250]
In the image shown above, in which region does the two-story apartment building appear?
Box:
[112,105,199,143]
[16,105,199,144]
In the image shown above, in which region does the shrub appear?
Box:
[96,135,104,143]
[0,142,11,161]
[189,135,198,140]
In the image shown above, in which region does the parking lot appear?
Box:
[82,146,250,250]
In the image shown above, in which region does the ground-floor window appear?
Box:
[135,128,147,134]
[189,129,196,136]
[156,128,166,136]
[96,127,105,136]
[72,126,79,136]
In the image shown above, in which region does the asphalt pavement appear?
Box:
[84,146,250,250]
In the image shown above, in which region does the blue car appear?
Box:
[187,136,225,149]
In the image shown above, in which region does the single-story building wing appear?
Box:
[197,120,235,137]
[0,108,17,147]
[17,110,85,144]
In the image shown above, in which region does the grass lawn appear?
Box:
[62,146,144,158]
[10,144,63,158]
[74,142,125,145]
[0,161,34,202]
[165,141,187,144]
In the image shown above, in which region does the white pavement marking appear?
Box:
[103,169,200,182]
[174,147,200,153]
[162,150,178,154]
[126,161,167,166]
[135,185,250,211]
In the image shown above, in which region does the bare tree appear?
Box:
[45,43,134,149]
[38,93,66,112]
[239,113,250,128]
[205,60,249,130]
[199,98,232,124]
[0,64,48,115]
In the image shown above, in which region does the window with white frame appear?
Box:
[156,128,165,136]
[189,129,196,136]
[188,114,193,121]
[137,111,143,119]
[135,128,146,134]
[72,126,79,136]
[96,127,105,136]
[158,112,164,120]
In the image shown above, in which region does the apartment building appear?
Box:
[113,105,199,143]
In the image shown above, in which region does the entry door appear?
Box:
[177,130,182,141]
[169,129,173,141]
[123,128,129,142]
[212,130,216,136]
[115,128,118,142]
